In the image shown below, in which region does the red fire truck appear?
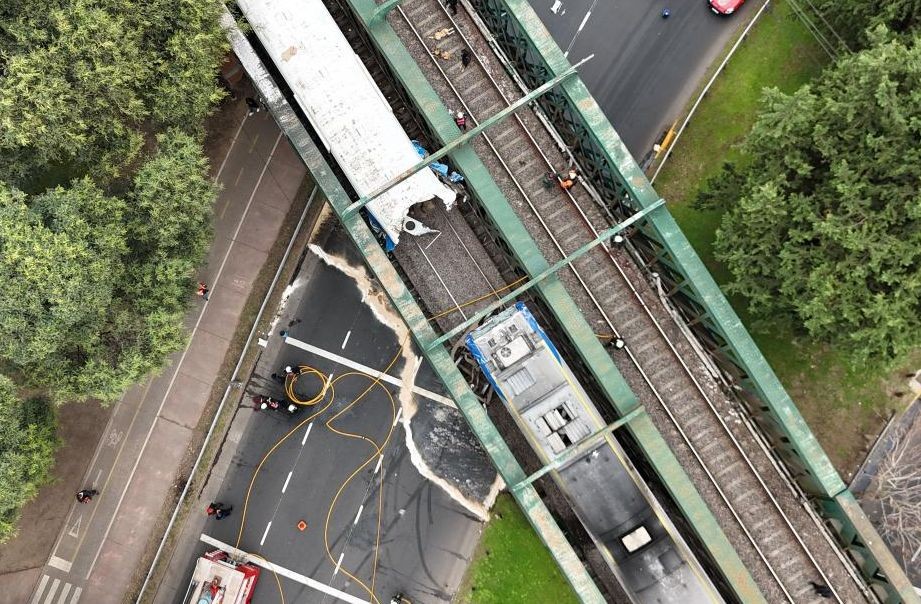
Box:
[184,550,261,604]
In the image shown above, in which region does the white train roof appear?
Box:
[239,0,456,244]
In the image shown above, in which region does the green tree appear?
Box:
[0,0,227,186]
[815,0,921,49]
[0,180,126,369]
[0,131,216,402]
[702,31,921,363]
[0,377,58,543]
[0,1,148,183]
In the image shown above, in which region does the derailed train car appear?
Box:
[466,302,723,604]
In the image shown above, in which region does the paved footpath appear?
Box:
[24,104,307,604]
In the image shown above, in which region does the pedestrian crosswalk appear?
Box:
[30,574,82,604]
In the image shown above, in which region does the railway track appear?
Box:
[370,1,873,602]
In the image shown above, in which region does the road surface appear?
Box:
[177,226,489,604]
[532,0,755,156]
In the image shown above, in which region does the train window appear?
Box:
[621,526,652,553]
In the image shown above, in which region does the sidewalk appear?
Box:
[15,94,308,604]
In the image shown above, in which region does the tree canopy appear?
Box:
[0,0,227,186]
[699,31,921,363]
[0,131,217,403]
[814,0,921,49]
[0,377,58,542]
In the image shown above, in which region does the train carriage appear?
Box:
[467,302,722,604]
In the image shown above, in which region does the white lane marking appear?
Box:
[353,505,364,525]
[301,422,313,446]
[392,407,403,427]
[373,456,383,475]
[84,132,287,581]
[93,469,102,487]
[285,338,455,408]
[48,555,73,572]
[563,0,598,57]
[55,583,71,604]
[260,522,272,546]
[44,578,60,604]
[333,553,345,576]
[328,372,334,382]
[199,534,369,604]
[30,575,49,604]
[340,330,351,350]
[282,472,293,494]
[214,116,247,182]
[69,587,82,604]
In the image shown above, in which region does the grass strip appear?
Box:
[456,494,580,604]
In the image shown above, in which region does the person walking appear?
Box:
[454,111,467,131]
[76,489,98,503]
[461,48,471,69]
[446,0,458,15]
[245,97,261,116]
[197,281,210,301]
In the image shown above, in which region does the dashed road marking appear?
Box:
[341,330,351,350]
[260,522,272,546]
[282,471,293,494]
[353,505,364,525]
[333,553,345,576]
[301,422,313,446]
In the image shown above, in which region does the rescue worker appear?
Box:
[454,111,467,131]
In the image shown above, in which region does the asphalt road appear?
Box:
[531,0,754,157]
[178,227,485,604]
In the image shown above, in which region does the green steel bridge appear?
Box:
[222,0,917,602]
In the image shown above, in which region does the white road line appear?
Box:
[282,471,293,494]
[392,407,403,427]
[70,587,82,604]
[301,422,313,446]
[328,372,334,382]
[214,116,247,182]
[340,330,351,350]
[55,582,71,604]
[93,469,102,486]
[373,455,383,475]
[30,575,49,604]
[84,132,286,581]
[563,0,598,56]
[48,555,72,572]
[200,534,369,604]
[353,505,364,525]
[44,578,60,604]
[333,552,345,576]
[285,338,455,408]
[260,522,272,546]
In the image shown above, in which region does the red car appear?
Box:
[709,0,744,15]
